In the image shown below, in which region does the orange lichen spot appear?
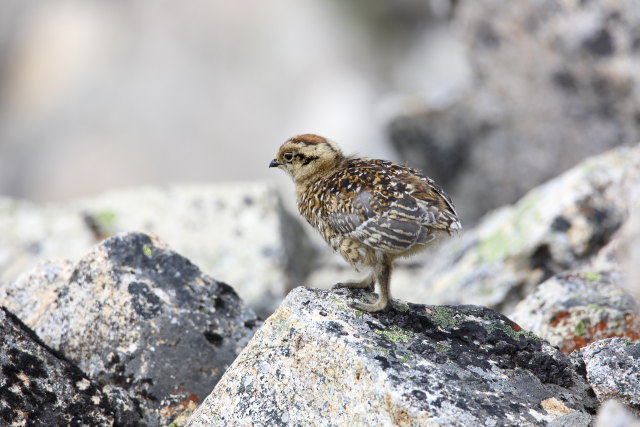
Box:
[549,311,571,327]
[506,318,523,332]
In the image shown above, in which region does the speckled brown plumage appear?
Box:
[270,134,461,311]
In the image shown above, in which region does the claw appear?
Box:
[349,299,387,312]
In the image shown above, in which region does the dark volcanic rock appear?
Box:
[188,287,597,426]
[0,307,140,426]
[0,232,260,425]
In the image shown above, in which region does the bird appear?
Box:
[269,134,461,312]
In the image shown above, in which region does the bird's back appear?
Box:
[298,157,460,257]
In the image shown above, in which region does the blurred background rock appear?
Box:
[0,0,638,224]
[0,1,449,203]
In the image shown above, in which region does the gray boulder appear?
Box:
[0,183,314,316]
[388,0,640,224]
[0,232,260,425]
[0,306,140,425]
[402,144,640,313]
[511,271,640,354]
[188,287,597,426]
[581,338,640,410]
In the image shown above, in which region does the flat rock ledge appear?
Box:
[188,287,597,426]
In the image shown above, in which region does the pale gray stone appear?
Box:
[188,286,597,426]
[389,0,640,224]
[0,183,314,316]
[401,145,640,313]
[582,338,640,409]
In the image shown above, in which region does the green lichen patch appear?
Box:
[364,345,391,357]
[328,295,352,313]
[393,302,411,313]
[435,344,449,353]
[574,320,586,336]
[431,307,462,329]
[489,321,540,341]
[374,325,414,343]
[95,210,117,229]
[398,353,412,363]
[477,191,543,262]
[582,271,602,282]
[142,244,153,257]
[477,230,512,263]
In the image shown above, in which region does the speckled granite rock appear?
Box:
[187,287,597,426]
[0,307,141,426]
[405,145,639,313]
[388,0,640,224]
[0,232,260,425]
[0,183,314,316]
[581,338,640,410]
[511,271,640,354]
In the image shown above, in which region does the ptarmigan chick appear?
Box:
[270,134,461,312]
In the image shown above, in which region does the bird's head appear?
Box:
[269,134,345,184]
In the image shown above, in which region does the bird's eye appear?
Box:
[283,152,293,162]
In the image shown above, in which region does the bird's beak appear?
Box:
[269,159,282,168]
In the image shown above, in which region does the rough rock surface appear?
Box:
[0,232,260,425]
[388,0,640,224]
[188,287,597,426]
[405,145,639,313]
[0,183,314,316]
[511,271,640,353]
[581,338,640,410]
[0,307,140,426]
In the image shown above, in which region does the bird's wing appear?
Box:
[326,190,436,254]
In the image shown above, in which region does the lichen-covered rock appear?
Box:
[388,0,640,224]
[187,287,597,426]
[0,183,314,316]
[581,338,640,410]
[511,271,640,353]
[0,307,140,426]
[404,145,639,313]
[0,232,260,425]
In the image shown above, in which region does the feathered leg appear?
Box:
[349,256,392,312]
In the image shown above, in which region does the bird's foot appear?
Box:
[348,298,388,313]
